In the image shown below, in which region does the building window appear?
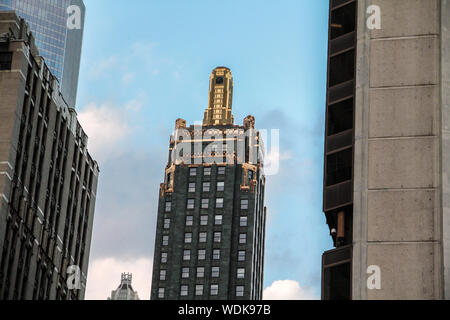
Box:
[0,52,12,70]
[211,267,220,278]
[160,270,167,281]
[240,199,249,210]
[217,181,225,192]
[198,249,206,260]
[200,215,208,226]
[199,232,207,243]
[190,168,197,176]
[218,167,226,175]
[158,288,165,299]
[215,215,223,225]
[214,232,222,243]
[203,182,210,192]
[165,201,172,212]
[188,182,196,193]
[204,167,211,176]
[180,285,189,296]
[162,236,169,246]
[164,218,170,229]
[210,284,219,296]
[237,268,245,279]
[216,198,224,208]
[236,286,244,297]
[201,198,209,209]
[183,250,191,261]
[240,216,248,227]
[239,233,247,244]
[197,267,205,278]
[213,249,220,260]
[161,252,168,263]
[187,199,195,209]
[181,267,190,279]
[185,233,192,244]
[195,285,204,296]
[238,251,246,261]
[186,216,193,226]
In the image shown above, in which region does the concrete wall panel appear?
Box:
[367,243,437,299]
[367,190,435,241]
[369,86,437,138]
[368,138,435,189]
[369,0,439,39]
[370,37,439,88]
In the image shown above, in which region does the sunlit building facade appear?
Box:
[322,0,450,300]
[0,12,98,300]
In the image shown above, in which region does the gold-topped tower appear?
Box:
[203,66,234,126]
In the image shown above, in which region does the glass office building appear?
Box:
[0,0,85,108]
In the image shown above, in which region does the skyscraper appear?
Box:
[150,67,267,300]
[108,273,140,300]
[0,0,86,108]
[0,12,98,300]
[322,0,450,300]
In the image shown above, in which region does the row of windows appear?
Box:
[183,231,247,244]
[189,166,226,177]
[162,231,247,246]
[158,285,244,298]
[160,249,246,263]
[165,199,249,212]
[188,181,224,193]
[163,215,247,229]
[160,266,245,281]
[160,232,246,246]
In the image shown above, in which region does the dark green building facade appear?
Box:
[150,67,266,300]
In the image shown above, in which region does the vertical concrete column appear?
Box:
[440,0,450,300]
[354,0,443,299]
[353,0,371,300]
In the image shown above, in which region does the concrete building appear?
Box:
[108,273,140,300]
[0,0,86,108]
[0,12,98,300]
[322,0,450,300]
[150,67,266,300]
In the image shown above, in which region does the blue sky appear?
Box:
[77,0,332,299]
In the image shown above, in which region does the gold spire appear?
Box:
[203,67,234,126]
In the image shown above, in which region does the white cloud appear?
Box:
[122,72,136,85]
[78,102,131,162]
[263,280,318,300]
[85,257,153,300]
[89,56,119,78]
[78,95,146,163]
[125,96,144,112]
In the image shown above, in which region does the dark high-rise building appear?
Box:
[322,0,450,300]
[151,67,266,300]
[0,12,98,300]
[0,0,86,108]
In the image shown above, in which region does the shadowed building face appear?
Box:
[151,67,267,300]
